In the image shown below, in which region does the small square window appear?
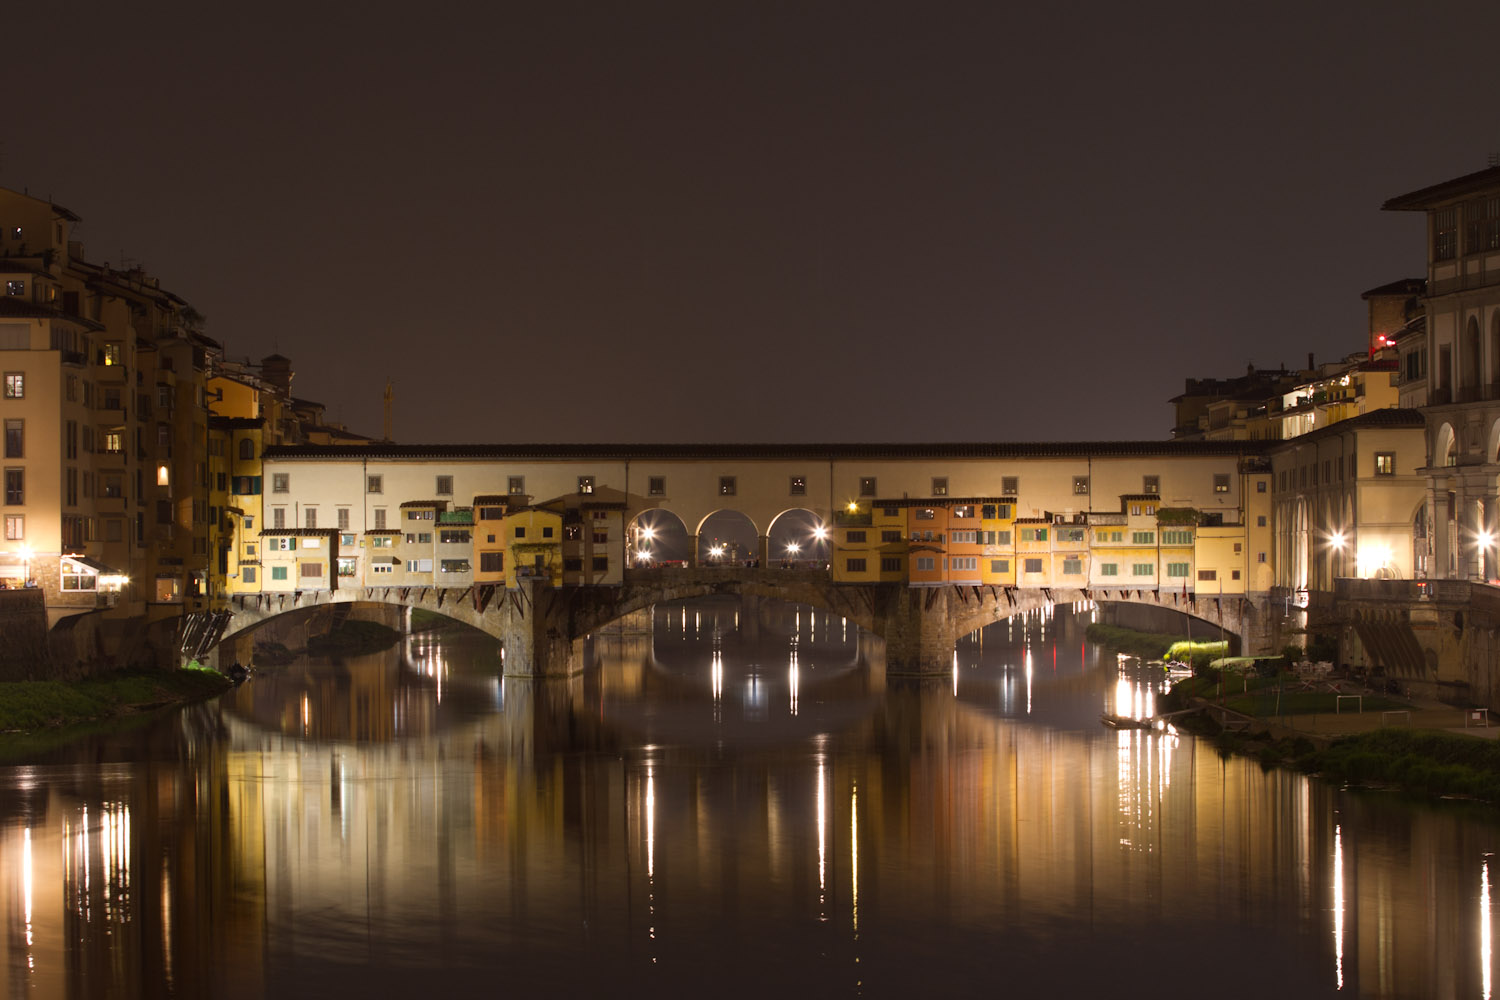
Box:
[1143,475,1159,495]
[1375,452,1395,476]
[859,477,877,497]
[1072,476,1089,495]
[2,373,22,399]
[719,476,736,496]
[578,476,594,495]
[272,473,289,493]
[436,475,453,495]
[789,476,806,496]
[649,476,666,496]
[508,476,525,495]
[1001,476,1018,496]
[932,477,948,496]
[367,475,383,494]
[1213,473,1230,493]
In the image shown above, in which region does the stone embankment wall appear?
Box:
[0,589,51,680]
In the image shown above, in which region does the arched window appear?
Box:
[238,438,254,461]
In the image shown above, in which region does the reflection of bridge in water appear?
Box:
[208,564,1261,677]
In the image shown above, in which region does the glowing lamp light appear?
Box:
[635,549,652,564]
[640,526,656,542]
[1481,530,1496,551]
[812,525,829,541]
[709,545,725,558]
[1330,531,1346,551]
[785,542,801,556]
[846,501,859,513]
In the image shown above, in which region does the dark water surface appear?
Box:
[2,600,1496,998]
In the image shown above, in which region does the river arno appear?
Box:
[1,600,1496,999]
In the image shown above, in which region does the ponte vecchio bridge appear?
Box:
[202,440,1278,675]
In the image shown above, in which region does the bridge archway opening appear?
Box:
[629,509,691,566]
[696,509,760,565]
[767,508,830,567]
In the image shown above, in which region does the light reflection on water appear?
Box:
[0,600,1495,998]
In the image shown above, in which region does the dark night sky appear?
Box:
[5,3,1496,444]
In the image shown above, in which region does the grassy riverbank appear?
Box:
[0,666,231,733]
[1083,623,1228,665]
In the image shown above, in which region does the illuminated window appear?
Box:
[508,476,525,495]
[3,373,22,398]
[577,476,594,495]
[789,476,806,496]
[932,477,948,496]
[3,514,21,539]
[1213,474,1230,493]
[1073,476,1089,495]
[1375,452,1395,476]
[1143,475,1159,495]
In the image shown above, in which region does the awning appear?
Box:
[62,555,121,575]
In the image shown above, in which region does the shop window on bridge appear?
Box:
[1161,530,1192,545]
[859,477,877,497]
[406,509,434,521]
[915,556,935,571]
[952,505,974,518]
[273,473,289,493]
[1100,562,1118,576]
[846,530,866,543]
[789,476,806,496]
[915,509,936,521]
[950,530,976,543]
[242,567,257,584]
[649,476,666,496]
[846,558,867,572]
[515,526,526,539]
[990,559,1009,574]
[1132,564,1153,576]
[882,557,902,572]
[1132,531,1154,544]
[440,529,471,544]
[1023,558,1043,574]
[1057,528,1084,543]
[1197,569,1217,582]
[370,536,393,548]
[480,506,504,520]
[371,563,393,575]
[952,557,977,571]
[1166,562,1190,577]
[1020,527,1047,542]
[881,529,902,542]
[337,558,357,577]
[480,552,504,572]
[719,477,736,496]
[440,559,470,574]
[882,506,898,517]
[1062,557,1081,575]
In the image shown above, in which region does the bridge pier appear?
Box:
[877,588,960,676]
[502,578,579,678]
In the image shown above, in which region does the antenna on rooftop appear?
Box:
[383,378,394,443]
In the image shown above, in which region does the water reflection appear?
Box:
[0,601,1497,997]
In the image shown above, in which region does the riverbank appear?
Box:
[0,666,231,734]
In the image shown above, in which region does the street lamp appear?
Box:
[785,541,800,567]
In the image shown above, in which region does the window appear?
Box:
[300,563,324,578]
[439,559,470,574]
[1213,473,1230,493]
[1132,563,1154,576]
[370,535,393,548]
[337,508,350,531]
[3,514,21,539]
[245,543,258,557]
[1062,556,1082,575]
[950,530,977,543]
[409,558,433,573]
[952,557,978,572]
[592,556,609,571]
[480,552,504,572]
[1161,530,1192,545]
[340,533,355,547]
[268,537,293,551]
[515,526,527,539]
[4,468,22,505]
[914,508,935,520]
[439,529,471,544]
[951,505,974,519]
[1375,452,1395,476]
[846,530,867,543]
[271,566,288,581]
[719,476,736,496]
[989,559,1010,574]
[2,373,21,399]
[508,476,525,495]
[542,526,553,538]
[479,506,503,520]
[1023,558,1043,574]
[859,477,877,497]
[3,419,20,458]
[881,557,902,572]
[1001,476,1018,495]
[237,438,254,460]
[592,531,608,544]
[436,475,453,496]
[1232,569,1241,580]
[371,562,393,575]
[1020,527,1047,542]
[272,473,289,493]
[1132,531,1154,544]
[406,509,435,521]
[563,557,583,572]
[1100,562,1118,576]
[338,558,357,577]
[1072,476,1089,495]
[242,567,257,584]
[932,477,948,496]
[1257,552,1267,563]
[577,476,594,495]
[305,508,318,529]
[373,508,386,529]
[915,556,935,571]
[789,476,806,496]
[881,530,902,543]
[272,507,286,528]
[1256,515,1267,527]
[1143,475,1159,495]
[995,530,1012,545]
[5,280,24,296]
[1435,205,1457,261]
[1197,569,1217,582]
[846,558,867,573]
[1256,480,1267,493]
[1233,542,1242,554]
[649,476,666,496]
[1057,527,1084,543]
[1166,562,1190,578]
